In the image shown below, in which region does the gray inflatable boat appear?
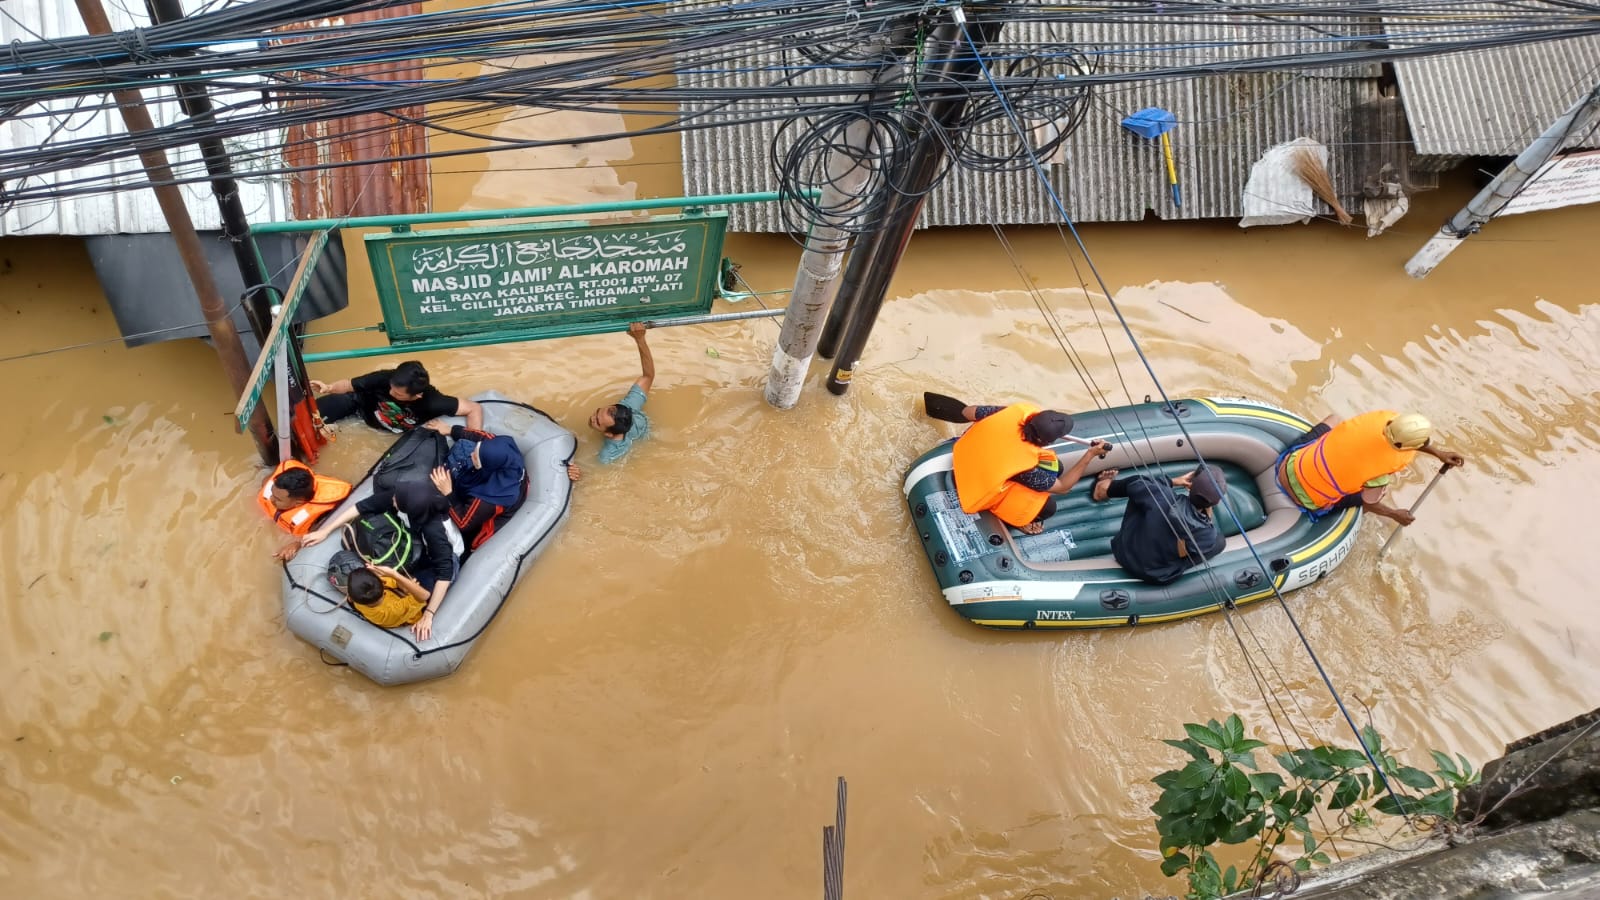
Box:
[280,392,576,685]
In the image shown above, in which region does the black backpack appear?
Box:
[342,511,421,571]
[372,428,448,494]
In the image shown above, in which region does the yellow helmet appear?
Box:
[1384,413,1432,450]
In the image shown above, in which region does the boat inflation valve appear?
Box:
[958,570,975,584]
[1270,557,1290,573]
[934,550,949,566]
[998,556,1012,571]
[988,534,1004,546]
[1099,589,1132,611]
[914,502,928,518]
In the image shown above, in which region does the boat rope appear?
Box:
[987,227,1347,797]
[976,148,1347,784]
[975,130,1341,763]
[950,6,1408,815]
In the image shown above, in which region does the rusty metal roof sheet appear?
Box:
[277,5,431,220]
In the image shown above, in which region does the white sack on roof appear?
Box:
[1238,137,1326,228]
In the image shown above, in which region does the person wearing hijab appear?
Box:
[426,423,581,556]
[301,477,459,641]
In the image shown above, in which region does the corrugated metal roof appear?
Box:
[683,6,1382,229]
[0,0,292,236]
[1389,17,1600,158]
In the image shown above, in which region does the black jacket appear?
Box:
[1108,475,1226,584]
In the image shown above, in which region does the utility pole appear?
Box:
[75,0,277,464]
[764,46,902,410]
[1405,83,1600,279]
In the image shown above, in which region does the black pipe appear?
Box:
[816,208,881,360]
[826,13,999,395]
[146,0,274,341]
[148,0,319,459]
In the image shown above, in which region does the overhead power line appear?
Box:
[1,0,1597,211]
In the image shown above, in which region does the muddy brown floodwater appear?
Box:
[3,101,1599,898]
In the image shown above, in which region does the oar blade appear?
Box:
[923,392,970,423]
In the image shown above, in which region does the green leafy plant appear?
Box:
[1151,715,1478,900]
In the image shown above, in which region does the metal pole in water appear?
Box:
[1405,82,1600,279]
[1377,464,1452,557]
[75,0,276,465]
[274,314,292,464]
[821,776,848,900]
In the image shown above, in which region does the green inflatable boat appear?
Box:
[902,398,1361,629]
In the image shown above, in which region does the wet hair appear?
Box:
[273,467,315,502]
[346,568,384,605]
[390,361,431,396]
[605,404,633,436]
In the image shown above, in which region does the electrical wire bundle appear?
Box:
[1,0,1597,217]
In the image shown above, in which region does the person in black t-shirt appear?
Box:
[310,360,482,434]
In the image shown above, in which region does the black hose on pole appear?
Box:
[825,12,1001,395]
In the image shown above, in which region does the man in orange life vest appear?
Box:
[260,460,351,560]
[1276,410,1465,525]
[951,403,1110,534]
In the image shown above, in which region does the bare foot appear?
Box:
[1092,468,1119,503]
[1020,521,1045,535]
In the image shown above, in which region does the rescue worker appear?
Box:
[261,460,351,561]
[1276,410,1465,525]
[951,402,1110,534]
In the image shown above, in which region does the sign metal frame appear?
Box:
[233,228,330,432]
[364,212,728,345]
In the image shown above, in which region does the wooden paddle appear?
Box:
[922,392,1109,449]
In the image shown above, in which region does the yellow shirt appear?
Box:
[352,575,425,628]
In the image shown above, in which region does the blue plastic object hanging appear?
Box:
[1120,107,1177,139]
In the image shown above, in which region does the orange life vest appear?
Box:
[951,403,1059,527]
[257,459,351,535]
[1286,410,1415,510]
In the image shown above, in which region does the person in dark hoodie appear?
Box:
[301,479,459,641]
[1092,463,1229,585]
